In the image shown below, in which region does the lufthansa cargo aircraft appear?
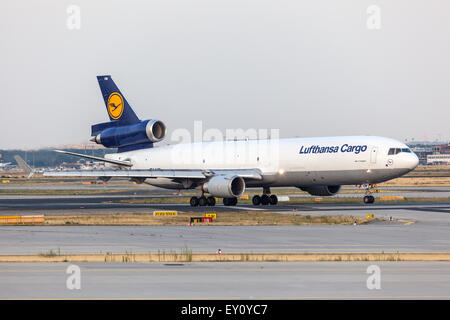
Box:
[44,76,419,206]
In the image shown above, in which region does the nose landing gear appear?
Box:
[361,184,376,204]
[363,195,375,204]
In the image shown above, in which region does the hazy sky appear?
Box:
[1,0,449,149]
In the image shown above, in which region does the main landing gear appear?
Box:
[189,187,280,207]
[189,195,238,207]
[252,187,278,206]
[223,197,238,206]
[190,195,216,207]
[190,196,239,206]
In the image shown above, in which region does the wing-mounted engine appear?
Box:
[298,185,341,196]
[90,119,167,151]
[202,175,245,198]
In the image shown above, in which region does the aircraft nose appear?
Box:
[407,153,419,170]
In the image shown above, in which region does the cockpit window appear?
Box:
[388,148,411,155]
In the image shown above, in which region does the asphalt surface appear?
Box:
[1,213,449,255]
[1,262,449,299]
[0,193,449,255]
[1,184,449,299]
[0,193,450,215]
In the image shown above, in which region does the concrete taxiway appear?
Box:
[1,184,449,299]
[1,217,449,255]
[1,262,450,299]
[0,192,449,255]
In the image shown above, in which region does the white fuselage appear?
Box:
[106,136,419,189]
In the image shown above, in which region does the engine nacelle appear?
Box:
[299,185,341,196]
[203,175,245,198]
[92,119,166,149]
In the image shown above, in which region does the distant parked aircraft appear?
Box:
[0,162,12,169]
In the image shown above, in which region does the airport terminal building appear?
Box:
[426,142,450,165]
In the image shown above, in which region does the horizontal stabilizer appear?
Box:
[91,121,121,136]
[54,150,133,167]
[14,155,32,174]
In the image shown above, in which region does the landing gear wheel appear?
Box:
[261,194,270,205]
[252,195,261,205]
[362,184,376,204]
[198,196,208,206]
[223,197,237,206]
[207,196,216,206]
[190,196,199,207]
[363,195,375,204]
[269,195,278,205]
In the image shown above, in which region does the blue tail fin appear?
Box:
[96,75,140,125]
[92,75,157,153]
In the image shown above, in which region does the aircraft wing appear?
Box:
[46,149,262,180]
[44,169,206,179]
[43,169,262,180]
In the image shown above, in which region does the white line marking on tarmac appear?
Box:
[232,206,266,211]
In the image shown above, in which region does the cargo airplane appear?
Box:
[44,76,419,206]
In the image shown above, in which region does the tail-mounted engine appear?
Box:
[91,119,166,151]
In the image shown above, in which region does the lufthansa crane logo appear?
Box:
[107,92,124,119]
